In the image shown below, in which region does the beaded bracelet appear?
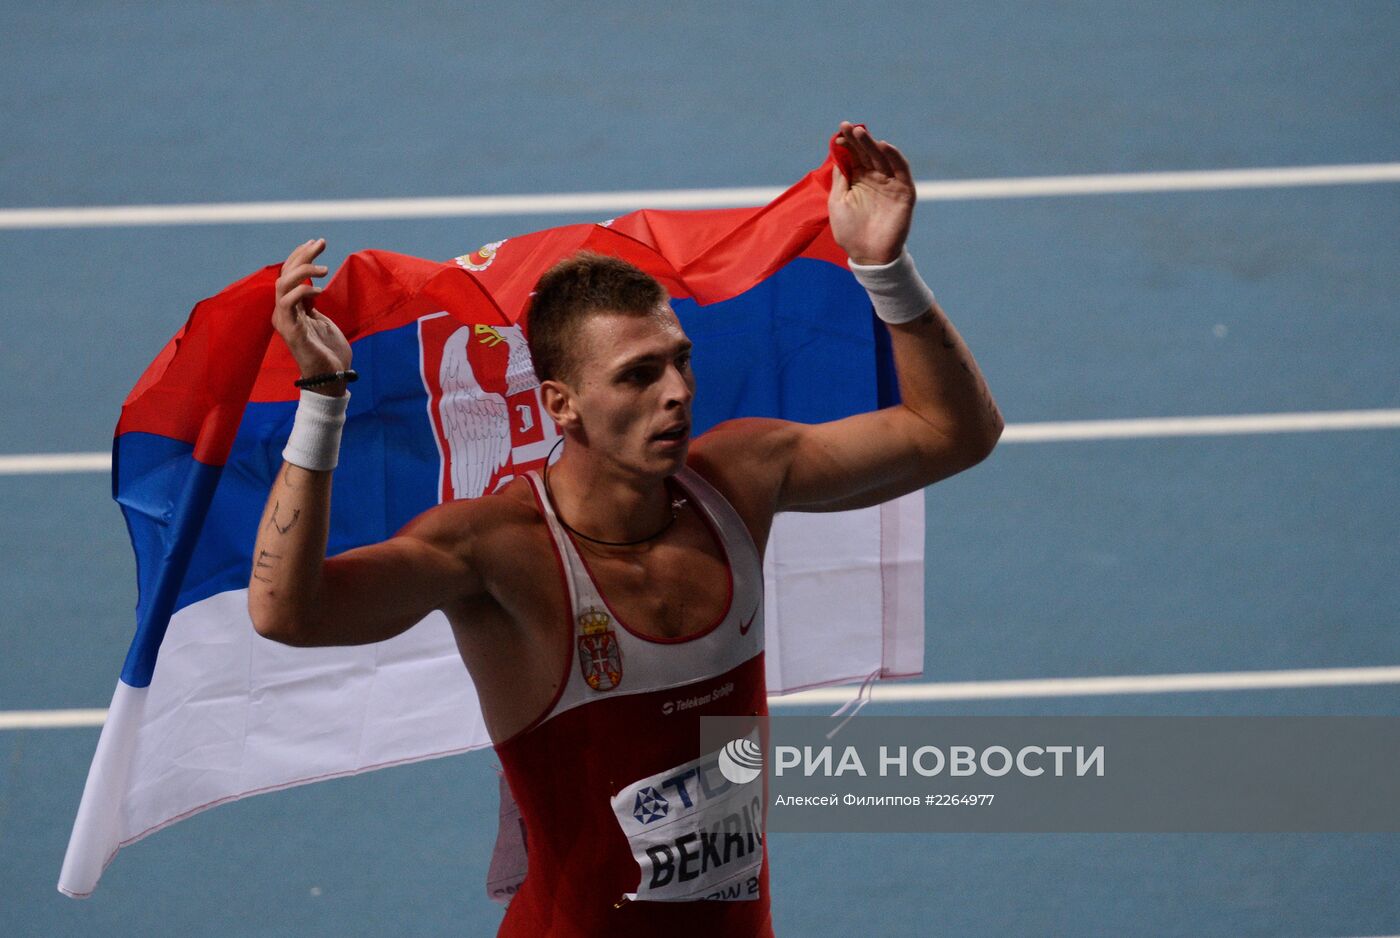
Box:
[294,369,359,389]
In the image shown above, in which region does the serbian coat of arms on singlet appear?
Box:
[578,607,623,691]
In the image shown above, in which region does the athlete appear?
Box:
[247,122,1003,936]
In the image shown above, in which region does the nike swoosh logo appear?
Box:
[739,608,758,635]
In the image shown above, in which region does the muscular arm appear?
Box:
[776,291,1002,512]
[248,464,480,646]
[247,239,482,646]
[694,123,1003,514]
[697,298,1001,516]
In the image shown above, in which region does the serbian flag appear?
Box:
[58,136,925,898]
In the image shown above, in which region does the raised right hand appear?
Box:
[273,238,351,395]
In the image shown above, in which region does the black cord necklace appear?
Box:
[541,439,688,548]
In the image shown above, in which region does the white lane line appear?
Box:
[4,408,1397,478]
[9,665,1399,729]
[0,452,111,475]
[0,709,109,729]
[999,408,1400,443]
[771,665,1400,706]
[3,163,1398,229]
[0,187,784,229]
[920,162,1400,200]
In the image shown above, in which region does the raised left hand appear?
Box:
[828,121,915,266]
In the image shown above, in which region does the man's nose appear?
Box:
[662,363,693,408]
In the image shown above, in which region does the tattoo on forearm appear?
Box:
[252,549,282,584]
[270,501,301,535]
[914,309,1003,426]
[936,319,956,350]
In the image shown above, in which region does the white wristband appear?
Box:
[282,390,349,471]
[848,250,935,324]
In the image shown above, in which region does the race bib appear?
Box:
[609,731,765,902]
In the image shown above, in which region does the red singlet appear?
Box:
[493,465,773,937]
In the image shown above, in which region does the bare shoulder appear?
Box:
[689,417,798,490]
[686,418,801,553]
[394,476,544,559]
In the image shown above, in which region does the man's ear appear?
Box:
[539,378,578,431]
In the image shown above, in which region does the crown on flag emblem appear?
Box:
[455,239,506,272]
[578,607,623,692]
[579,608,611,635]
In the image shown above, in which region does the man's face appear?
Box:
[565,306,696,478]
